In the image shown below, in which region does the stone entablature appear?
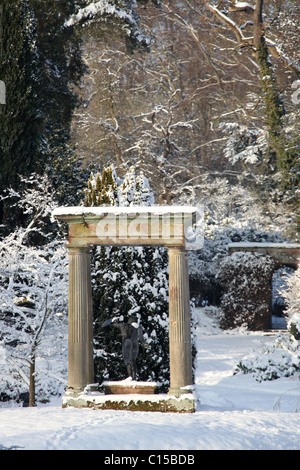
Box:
[53,206,200,248]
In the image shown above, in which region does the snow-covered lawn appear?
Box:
[1,309,300,450]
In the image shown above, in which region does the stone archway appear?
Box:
[53,206,202,412]
[228,242,300,329]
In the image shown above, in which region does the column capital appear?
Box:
[65,244,92,252]
[168,245,186,251]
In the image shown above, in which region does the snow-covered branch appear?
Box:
[0,174,68,404]
[64,0,149,46]
[207,4,253,45]
[229,2,255,13]
[207,1,300,73]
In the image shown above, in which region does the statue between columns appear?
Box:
[102,316,150,380]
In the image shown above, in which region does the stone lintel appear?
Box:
[53,206,198,247]
[228,243,300,267]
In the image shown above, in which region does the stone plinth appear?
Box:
[62,390,195,413]
[102,379,158,395]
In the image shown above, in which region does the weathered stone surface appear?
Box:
[67,246,94,391]
[52,206,198,247]
[228,243,300,268]
[168,247,193,397]
[62,392,195,413]
[102,380,158,395]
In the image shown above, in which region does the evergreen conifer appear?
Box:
[0,0,87,224]
[0,1,44,194]
[84,165,170,389]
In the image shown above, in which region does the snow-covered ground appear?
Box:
[1,309,300,450]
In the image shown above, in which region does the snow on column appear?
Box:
[67,245,94,392]
[168,246,193,397]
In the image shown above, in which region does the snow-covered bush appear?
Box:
[84,165,170,389]
[177,169,288,309]
[277,265,300,340]
[282,265,300,320]
[217,251,275,330]
[220,122,269,165]
[234,264,300,380]
[189,225,283,306]
[0,174,68,405]
[235,334,300,382]
[288,314,300,341]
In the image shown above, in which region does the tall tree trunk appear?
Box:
[29,357,36,407]
[253,0,264,48]
[253,0,285,166]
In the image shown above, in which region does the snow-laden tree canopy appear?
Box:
[64,0,153,47]
[0,174,68,405]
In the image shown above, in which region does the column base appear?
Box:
[64,384,99,398]
[168,385,194,398]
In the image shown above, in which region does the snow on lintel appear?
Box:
[228,242,300,249]
[52,205,199,218]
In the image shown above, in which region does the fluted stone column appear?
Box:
[168,246,193,397]
[67,245,94,394]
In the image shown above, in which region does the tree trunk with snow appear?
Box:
[29,358,35,407]
[253,0,284,165]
